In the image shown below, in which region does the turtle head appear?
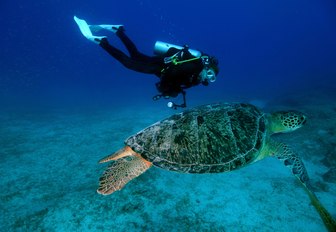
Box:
[268,110,307,134]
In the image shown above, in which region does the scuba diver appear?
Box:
[74,16,219,109]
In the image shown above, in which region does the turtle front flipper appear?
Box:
[269,141,336,232]
[97,146,152,195]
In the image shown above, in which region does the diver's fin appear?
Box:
[90,24,124,33]
[73,16,92,37]
[73,16,106,44]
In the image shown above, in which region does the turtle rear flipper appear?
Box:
[270,141,336,231]
[97,148,152,195]
[99,146,134,163]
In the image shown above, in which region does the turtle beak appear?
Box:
[300,115,307,126]
[302,117,307,125]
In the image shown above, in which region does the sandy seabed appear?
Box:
[0,92,335,232]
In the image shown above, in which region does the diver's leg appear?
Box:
[88,22,142,58]
[115,29,152,60]
[99,38,135,69]
[74,16,161,74]
[99,38,161,74]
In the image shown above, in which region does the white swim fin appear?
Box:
[90,24,124,33]
[73,16,106,44]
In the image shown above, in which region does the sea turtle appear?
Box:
[97,102,335,231]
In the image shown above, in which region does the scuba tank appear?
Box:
[153,41,202,58]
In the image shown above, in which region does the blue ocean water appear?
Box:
[1,0,336,231]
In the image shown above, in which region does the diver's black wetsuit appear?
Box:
[99,29,204,98]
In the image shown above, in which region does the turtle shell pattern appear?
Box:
[126,103,266,173]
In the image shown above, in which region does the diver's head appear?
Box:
[200,55,219,85]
